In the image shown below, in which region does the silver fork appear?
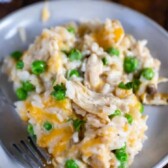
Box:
[13,137,52,168]
[0,71,52,168]
[0,92,52,168]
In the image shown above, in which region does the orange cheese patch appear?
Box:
[52,131,73,156]
[113,27,124,43]
[48,53,62,73]
[24,96,75,157]
[93,21,124,49]
[81,137,102,157]
[38,126,73,148]
[44,97,74,117]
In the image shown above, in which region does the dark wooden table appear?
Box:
[0,0,168,31]
[0,0,167,168]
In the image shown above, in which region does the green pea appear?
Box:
[65,159,79,168]
[102,57,109,66]
[51,83,66,101]
[27,124,34,136]
[43,121,53,131]
[115,145,128,162]
[68,49,82,61]
[66,69,80,79]
[140,104,144,113]
[31,60,47,75]
[109,109,121,119]
[22,81,35,92]
[125,114,133,124]
[116,152,128,162]
[132,79,141,93]
[141,68,154,80]
[51,91,65,101]
[11,51,22,61]
[119,80,141,92]
[16,87,27,100]
[67,27,75,34]
[118,82,133,90]
[72,119,85,131]
[124,57,139,73]
[16,60,24,70]
[118,82,127,89]
[107,47,120,56]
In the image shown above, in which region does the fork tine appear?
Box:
[28,137,52,165]
[20,140,45,167]
[13,144,37,168]
[0,79,52,168]
[12,137,53,168]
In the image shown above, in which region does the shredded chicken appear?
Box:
[66,81,131,120]
[85,54,103,90]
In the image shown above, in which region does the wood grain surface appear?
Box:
[0,0,167,31]
[0,0,167,168]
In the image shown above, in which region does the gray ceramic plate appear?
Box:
[0,1,168,168]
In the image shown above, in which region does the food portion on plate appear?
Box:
[2,19,168,168]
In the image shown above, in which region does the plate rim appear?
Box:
[0,0,167,39]
[0,1,167,168]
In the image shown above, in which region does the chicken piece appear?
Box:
[131,40,161,70]
[88,145,112,168]
[72,103,87,117]
[23,27,75,73]
[66,81,131,120]
[89,154,110,168]
[85,54,103,90]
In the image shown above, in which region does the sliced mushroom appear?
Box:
[146,84,157,95]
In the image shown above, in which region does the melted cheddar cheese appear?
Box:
[93,20,124,49]
[23,96,75,157]
[48,53,62,73]
[81,138,102,157]
[38,126,73,147]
